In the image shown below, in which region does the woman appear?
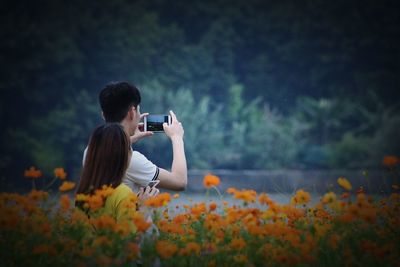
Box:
[75,123,158,225]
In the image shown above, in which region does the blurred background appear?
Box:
[1,0,399,192]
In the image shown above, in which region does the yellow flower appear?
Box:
[59,181,76,192]
[24,166,42,179]
[203,173,220,188]
[156,240,178,258]
[337,177,352,191]
[54,167,67,180]
[75,193,89,202]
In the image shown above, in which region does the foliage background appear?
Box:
[1,0,399,190]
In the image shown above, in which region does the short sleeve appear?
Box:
[123,151,159,191]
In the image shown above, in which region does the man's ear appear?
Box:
[128,106,136,120]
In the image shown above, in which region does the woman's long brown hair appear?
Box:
[76,123,130,198]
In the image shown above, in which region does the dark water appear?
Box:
[184,169,397,194]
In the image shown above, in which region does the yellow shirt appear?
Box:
[76,183,137,235]
[102,183,136,221]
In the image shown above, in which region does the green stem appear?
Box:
[44,177,58,191]
[212,186,223,200]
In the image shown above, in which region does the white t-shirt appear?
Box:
[82,147,159,192]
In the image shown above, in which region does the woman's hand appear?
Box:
[137,183,160,202]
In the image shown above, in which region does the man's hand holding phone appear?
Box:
[163,110,184,139]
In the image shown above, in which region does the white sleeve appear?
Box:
[123,151,159,189]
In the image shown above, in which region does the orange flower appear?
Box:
[93,236,111,247]
[95,185,115,198]
[190,203,206,216]
[59,194,71,211]
[32,244,57,256]
[341,192,350,199]
[209,202,217,211]
[54,167,67,180]
[337,177,352,191]
[290,189,311,205]
[173,193,180,199]
[90,215,116,230]
[59,181,76,192]
[144,193,171,208]
[232,189,257,203]
[24,166,42,179]
[356,187,365,194]
[126,242,140,260]
[156,240,178,258]
[179,242,201,256]
[229,238,246,250]
[259,193,275,205]
[383,155,399,166]
[87,195,104,211]
[203,174,220,188]
[28,190,49,201]
[227,187,237,194]
[322,192,337,204]
[133,214,151,232]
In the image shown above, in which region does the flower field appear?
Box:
[1,157,400,266]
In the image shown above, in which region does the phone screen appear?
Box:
[145,115,170,132]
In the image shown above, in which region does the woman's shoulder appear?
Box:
[109,183,133,201]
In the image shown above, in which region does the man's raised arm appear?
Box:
[157,110,187,191]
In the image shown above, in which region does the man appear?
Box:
[83,81,187,192]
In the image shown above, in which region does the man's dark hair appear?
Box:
[99,81,141,122]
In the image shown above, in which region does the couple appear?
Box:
[75,81,187,223]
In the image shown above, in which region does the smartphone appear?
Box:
[143,114,172,132]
